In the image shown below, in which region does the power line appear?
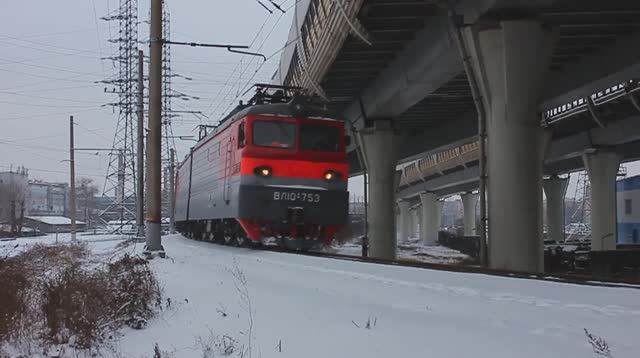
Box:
[2,133,67,142]
[0,90,107,104]
[1,27,109,40]
[91,0,107,77]
[74,122,113,142]
[0,51,100,66]
[0,139,68,153]
[0,84,102,94]
[0,107,107,122]
[0,68,99,88]
[0,34,101,57]
[0,165,105,179]
[0,99,102,109]
[214,0,296,118]
[203,5,278,117]
[0,56,102,75]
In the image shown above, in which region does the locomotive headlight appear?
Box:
[324,170,340,181]
[254,166,272,177]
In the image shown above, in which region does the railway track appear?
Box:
[300,250,640,289]
[183,235,640,289]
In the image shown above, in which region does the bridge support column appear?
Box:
[465,20,555,272]
[436,200,443,232]
[361,120,400,259]
[583,151,620,251]
[408,208,415,239]
[397,200,410,243]
[543,176,569,243]
[420,192,439,246]
[413,207,421,239]
[461,192,478,236]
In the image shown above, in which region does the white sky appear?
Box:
[0,0,292,186]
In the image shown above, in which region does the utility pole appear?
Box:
[145,0,164,256]
[69,116,77,241]
[136,49,145,238]
[169,148,175,234]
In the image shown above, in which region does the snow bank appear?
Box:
[326,237,471,264]
[25,216,85,225]
[111,235,640,358]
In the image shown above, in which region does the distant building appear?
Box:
[617,175,640,244]
[26,181,68,216]
[95,196,137,223]
[0,169,29,228]
[442,199,463,227]
[23,216,86,233]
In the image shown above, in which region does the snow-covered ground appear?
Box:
[3,234,640,357]
[325,237,471,264]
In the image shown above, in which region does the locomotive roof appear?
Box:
[178,96,342,167]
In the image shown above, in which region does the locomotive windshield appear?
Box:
[253,121,295,148]
[300,124,341,152]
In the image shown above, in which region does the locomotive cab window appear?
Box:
[253,120,295,149]
[300,124,340,152]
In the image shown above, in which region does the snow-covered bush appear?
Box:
[0,243,162,355]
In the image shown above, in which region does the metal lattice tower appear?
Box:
[100,0,139,223]
[161,4,177,219]
[571,172,591,225]
[570,165,627,226]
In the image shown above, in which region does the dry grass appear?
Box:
[0,255,29,343]
[0,242,161,354]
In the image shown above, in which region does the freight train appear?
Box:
[174,84,349,249]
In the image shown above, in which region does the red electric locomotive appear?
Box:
[174,84,349,249]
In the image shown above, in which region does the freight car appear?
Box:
[174,85,349,250]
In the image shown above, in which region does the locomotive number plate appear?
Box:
[273,191,320,203]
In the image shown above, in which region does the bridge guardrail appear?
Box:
[543,79,640,125]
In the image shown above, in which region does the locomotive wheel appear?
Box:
[223,232,234,246]
[213,229,225,244]
[236,235,247,247]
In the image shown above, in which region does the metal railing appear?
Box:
[543,79,640,125]
[400,141,479,187]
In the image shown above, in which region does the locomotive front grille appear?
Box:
[238,184,348,226]
[287,207,305,224]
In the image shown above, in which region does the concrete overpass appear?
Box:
[274,0,640,272]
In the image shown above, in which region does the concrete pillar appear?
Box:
[436,200,443,232]
[397,200,410,243]
[408,208,414,239]
[412,207,420,239]
[464,21,555,272]
[543,176,569,243]
[361,120,400,259]
[461,192,478,236]
[583,151,621,251]
[420,192,439,246]
[416,205,424,240]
